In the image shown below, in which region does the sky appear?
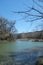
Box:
[0,0,43,33]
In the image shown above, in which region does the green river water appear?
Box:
[0,41,43,65]
[0,40,43,54]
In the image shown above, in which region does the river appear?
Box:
[0,41,43,65]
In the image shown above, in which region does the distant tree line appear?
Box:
[17,31,43,40]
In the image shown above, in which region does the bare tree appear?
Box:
[0,17,17,40]
[12,0,43,31]
[0,17,16,34]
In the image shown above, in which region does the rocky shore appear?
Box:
[29,39,43,42]
[36,56,43,65]
[17,39,43,42]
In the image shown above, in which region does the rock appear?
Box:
[35,56,43,65]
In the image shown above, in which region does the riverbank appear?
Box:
[0,30,43,42]
[0,38,43,42]
[0,39,16,43]
[28,39,43,42]
[17,39,43,42]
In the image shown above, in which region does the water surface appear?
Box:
[0,41,43,65]
[0,41,43,53]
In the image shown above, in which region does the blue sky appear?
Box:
[0,0,43,33]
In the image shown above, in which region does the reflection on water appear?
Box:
[0,41,43,65]
[0,49,43,65]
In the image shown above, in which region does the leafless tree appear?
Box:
[0,17,16,34]
[12,0,43,31]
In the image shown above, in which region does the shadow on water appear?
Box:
[0,47,43,65]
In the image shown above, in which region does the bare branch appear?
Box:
[29,17,42,22]
[32,7,43,14]
[34,0,43,9]
[13,10,43,17]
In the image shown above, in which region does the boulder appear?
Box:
[35,56,43,65]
